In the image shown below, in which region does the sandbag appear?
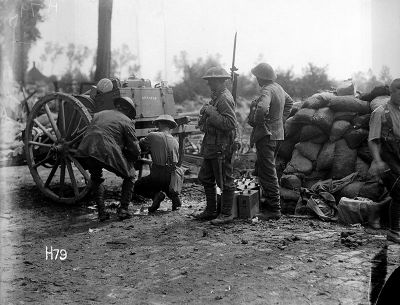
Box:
[280,174,302,190]
[299,125,325,142]
[278,136,298,161]
[344,128,369,149]
[285,116,303,138]
[295,142,321,162]
[302,92,334,109]
[284,149,313,175]
[331,139,357,179]
[280,188,300,215]
[358,144,373,164]
[312,107,335,133]
[334,112,357,122]
[329,96,370,114]
[339,181,364,198]
[359,85,390,102]
[292,108,316,124]
[355,157,370,180]
[309,134,329,144]
[316,142,335,171]
[289,101,303,117]
[336,80,354,96]
[330,120,351,141]
[352,114,371,129]
[370,95,389,112]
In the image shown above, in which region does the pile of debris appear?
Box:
[277,82,391,223]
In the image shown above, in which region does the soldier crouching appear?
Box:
[193,67,238,225]
[133,115,182,213]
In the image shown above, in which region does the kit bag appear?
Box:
[163,134,185,194]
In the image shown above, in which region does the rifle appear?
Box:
[230,32,238,105]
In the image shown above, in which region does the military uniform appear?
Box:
[76,99,140,221]
[369,101,400,241]
[134,130,181,211]
[248,63,293,217]
[197,86,237,221]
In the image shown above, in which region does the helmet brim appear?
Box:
[153,119,178,129]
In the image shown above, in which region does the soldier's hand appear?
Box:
[370,159,389,177]
[199,103,210,115]
[204,105,217,115]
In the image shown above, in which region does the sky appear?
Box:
[28,0,374,84]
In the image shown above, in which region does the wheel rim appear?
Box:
[25,93,93,204]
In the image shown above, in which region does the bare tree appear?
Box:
[94,0,113,81]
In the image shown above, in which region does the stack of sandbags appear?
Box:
[279,84,389,205]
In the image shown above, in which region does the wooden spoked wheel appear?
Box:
[25,93,93,204]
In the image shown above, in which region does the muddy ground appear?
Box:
[0,165,399,305]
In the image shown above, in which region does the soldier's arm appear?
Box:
[123,125,141,160]
[254,94,271,124]
[206,98,236,131]
[283,92,294,121]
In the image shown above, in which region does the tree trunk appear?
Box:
[94,0,113,82]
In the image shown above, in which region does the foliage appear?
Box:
[172,51,223,104]
[352,66,393,94]
[110,44,140,79]
[13,0,45,84]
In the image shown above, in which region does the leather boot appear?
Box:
[211,190,234,225]
[94,184,109,222]
[387,200,400,243]
[256,195,281,220]
[171,195,182,211]
[117,179,134,220]
[148,191,166,213]
[193,186,218,220]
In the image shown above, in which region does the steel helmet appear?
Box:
[114,97,136,119]
[251,63,277,81]
[96,78,114,93]
[153,114,178,129]
[202,67,231,80]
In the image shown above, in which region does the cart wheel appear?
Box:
[25,93,92,204]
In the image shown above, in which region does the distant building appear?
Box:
[371,0,400,77]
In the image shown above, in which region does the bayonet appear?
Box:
[230,32,238,104]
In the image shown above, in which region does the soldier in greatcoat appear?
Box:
[76,97,140,221]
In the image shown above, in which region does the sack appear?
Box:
[344,128,369,149]
[329,96,370,114]
[302,92,334,109]
[330,120,351,141]
[339,181,364,198]
[359,85,390,102]
[299,125,324,142]
[284,149,313,175]
[289,101,303,117]
[278,135,299,161]
[336,80,354,96]
[334,112,357,122]
[292,108,316,124]
[331,139,357,179]
[312,107,335,133]
[310,134,329,144]
[295,142,321,162]
[169,166,185,194]
[285,116,303,138]
[355,157,370,180]
[316,142,335,171]
[280,174,302,190]
[352,114,371,129]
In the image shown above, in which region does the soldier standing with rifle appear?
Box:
[193,67,238,225]
[248,63,293,220]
